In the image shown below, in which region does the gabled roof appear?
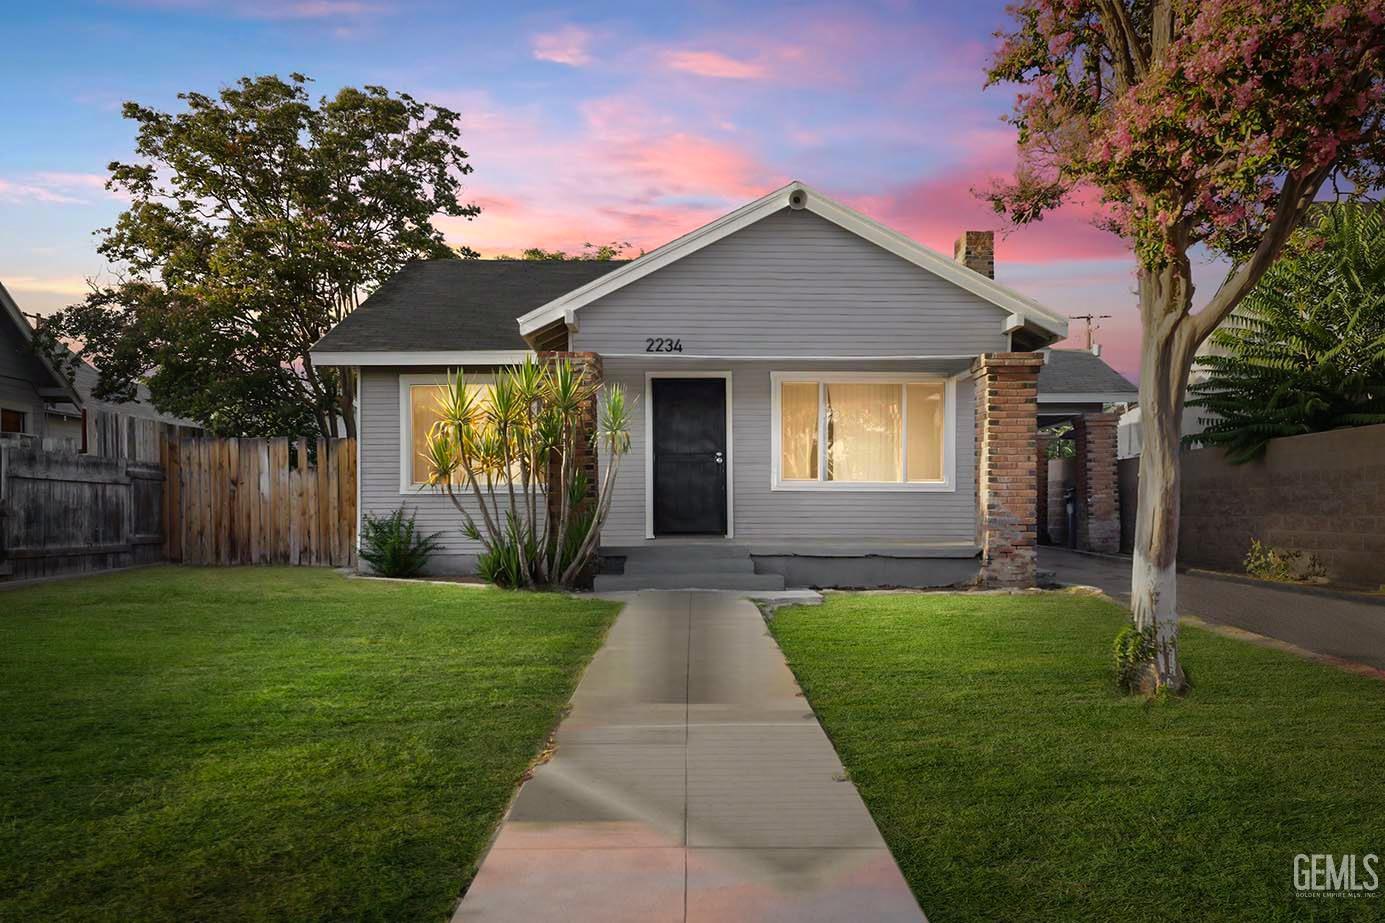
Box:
[0,280,82,405]
[1037,348,1138,401]
[312,259,627,363]
[516,180,1069,343]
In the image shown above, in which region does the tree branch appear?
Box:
[1191,165,1333,344]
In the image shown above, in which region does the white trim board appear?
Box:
[643,371,734,540]
[315,349,533,367]
[768,370,958,493]
[517,181,1069,342]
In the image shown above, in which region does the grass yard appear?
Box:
[0,567,618,922]
[770,590,1385,923]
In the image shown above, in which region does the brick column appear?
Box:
[538,351,603,524]
[1072,412,1120,553]
[1035,430,1051,546]
[971,353,1044,588]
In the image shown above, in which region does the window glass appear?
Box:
[779,381,819,480]
[825,383,901,482]
[906,382,945,482]
[409,383,492,485]
[1,408,25,434]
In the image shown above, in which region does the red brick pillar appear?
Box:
[539,351,603,525]
[1073,412,1119,553]
[971,353,1044,588]
[1036,430,1051,546]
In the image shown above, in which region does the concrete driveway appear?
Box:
[1041,547,1385,671]
[454,590,926,923]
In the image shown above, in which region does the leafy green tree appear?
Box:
[38,73,479,437]
[496,241,633,261]
[1189,205,1385,463]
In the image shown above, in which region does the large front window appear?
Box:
[403,377,497,488]
[772,373,953,490]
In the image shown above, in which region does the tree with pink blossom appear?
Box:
[985,0,1385,691]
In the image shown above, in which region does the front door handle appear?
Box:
[714,451,724,465]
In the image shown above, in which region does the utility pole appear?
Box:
[1068,313,1112,351]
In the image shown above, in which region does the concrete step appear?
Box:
[593,572,786,592]
[621,556,757,575]
[602,543,752,561]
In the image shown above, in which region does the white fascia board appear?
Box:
[311,349,534,367]
[1036,391,1139,404]
[516,180,1071,340]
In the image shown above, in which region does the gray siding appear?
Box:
[0,324,51,436]
[572,208,1011,357]
[598,358,977,545]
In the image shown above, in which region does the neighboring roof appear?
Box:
[516,180,1070,344]
[47,355,200,428]
[0,280,83,405]
[312,259,628,361]
[1037,348,1138,402]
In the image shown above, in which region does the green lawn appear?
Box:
[0,567,617,923]
[770,590,1385,923]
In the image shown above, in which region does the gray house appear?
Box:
[0,281,82,441]
[313,182,1072,589]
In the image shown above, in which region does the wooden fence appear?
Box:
[0,446,165,581]
[165,437,357,568]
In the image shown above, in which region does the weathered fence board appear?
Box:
[0,446,165,580]
[167,437,356,567]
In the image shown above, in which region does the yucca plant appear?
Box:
[1189,204,1385,463]
[421,357,633,589]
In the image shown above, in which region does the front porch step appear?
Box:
[622,556,756,575]
[593,572,786,592]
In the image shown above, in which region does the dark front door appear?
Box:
[652,377,727,535]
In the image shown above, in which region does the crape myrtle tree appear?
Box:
[984,0,1385,690]
[38,74,479,438]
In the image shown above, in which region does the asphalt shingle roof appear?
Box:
[312,259,629,353]
[1038,348,1137,395]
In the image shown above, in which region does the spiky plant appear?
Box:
[1189,205,1385,464]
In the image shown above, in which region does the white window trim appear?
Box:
[643,370,734,540]
[769,371,957,492]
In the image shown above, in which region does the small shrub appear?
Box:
[1113,623,1157,693]
[360,506,443,578]
[1244,538,1318,582]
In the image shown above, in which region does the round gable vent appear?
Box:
[788,188,807,210]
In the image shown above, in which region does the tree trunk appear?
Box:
[1130,261,1200,693]
[340,367,357,439]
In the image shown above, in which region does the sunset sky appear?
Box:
[0,1,1234,377]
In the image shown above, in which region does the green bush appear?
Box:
[360,506,443,578]
[1112,623,1157,693]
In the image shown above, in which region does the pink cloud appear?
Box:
[532,25,593,66]
[662,50,766,80]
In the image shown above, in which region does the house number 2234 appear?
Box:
[645,337,683,353]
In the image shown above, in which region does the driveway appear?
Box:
[454,590,926,923]
[1041,547,1385,671]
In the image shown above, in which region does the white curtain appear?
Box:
[906,382,944,482]
[780,382,820,480]
[825,383,901,482]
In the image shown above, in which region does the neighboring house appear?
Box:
[0,281,82,442]
[312,181,1071,588]
[1037,347,1137,425]
[0,280,198,454]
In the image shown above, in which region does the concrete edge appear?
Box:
[1181,567,1385,607]
[1059,581,1385,682]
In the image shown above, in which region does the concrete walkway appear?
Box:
[1042,547,1385,671]
[454,590,926,922]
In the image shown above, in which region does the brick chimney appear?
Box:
[954,230,995,279]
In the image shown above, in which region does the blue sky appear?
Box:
[0,0,1232,375]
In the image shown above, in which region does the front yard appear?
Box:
[770,591,1385,922]
[0,567,617,922]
